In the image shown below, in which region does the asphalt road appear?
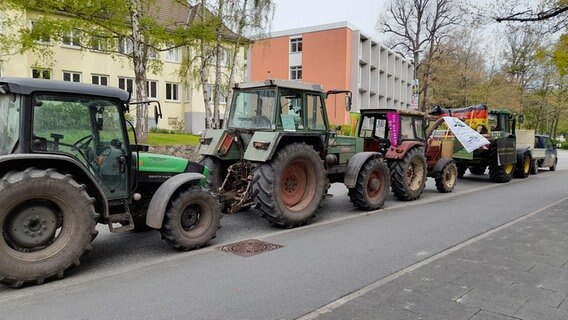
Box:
[1,151,567,320]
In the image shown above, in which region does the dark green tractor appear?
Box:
[0,77,220,287]
[199,79,389,228]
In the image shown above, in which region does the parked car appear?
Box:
[534,134,558,171]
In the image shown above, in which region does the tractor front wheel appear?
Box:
[348,157,389,210]
[390,147,427,201]
[0,169,98,287]
[161,186,221,251]
[252,143,326,228]
[435,162,457,193]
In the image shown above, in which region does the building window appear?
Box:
[63,71,81,82]
[62,30,81,47]
[30,21,51,44]
[165,47,180,62]
[146,80,158,99]
[119,38,133,54]
[118,77,134,95]
[90,35,111,52]
[92,74,109,86]
[32,68,51,79]
[166,83,179,101]
[205,84,228,104]
[290,37,302,53]
[290,66,302,80]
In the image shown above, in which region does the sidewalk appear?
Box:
[314,198,568,320]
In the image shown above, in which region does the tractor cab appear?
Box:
[357,109,427,155]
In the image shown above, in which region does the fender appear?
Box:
[146,172,205,229]
[344,152,382,188]
[428,158,454,178]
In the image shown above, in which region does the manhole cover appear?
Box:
[218,239,283,257]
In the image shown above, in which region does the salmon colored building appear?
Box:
[249,22,415,126]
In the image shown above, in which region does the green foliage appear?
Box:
[331,124,352,136]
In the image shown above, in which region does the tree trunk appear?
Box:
[130,0,148,143]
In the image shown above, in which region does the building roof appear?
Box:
[268,21,359,38]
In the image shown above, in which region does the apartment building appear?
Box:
[0,2,246,134]
[249,22,415,126]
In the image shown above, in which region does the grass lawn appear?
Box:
[129,132,201,146]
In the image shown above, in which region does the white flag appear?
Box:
[443,117,490,153]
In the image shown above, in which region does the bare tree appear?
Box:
[378,0,462,111]
[494,1,568,33]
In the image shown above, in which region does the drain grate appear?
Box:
[218,239,283,257]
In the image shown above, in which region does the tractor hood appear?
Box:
[136,152,189,173]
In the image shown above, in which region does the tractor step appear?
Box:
[108,213,134,233]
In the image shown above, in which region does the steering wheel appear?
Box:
[73,135,94,149]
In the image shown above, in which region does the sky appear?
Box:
[271,0,387,39]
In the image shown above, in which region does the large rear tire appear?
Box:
[514,153,531,179]
[0,168,98,287]
[252,143,326,228]
[390,147,427,201]
[161,186,221,251]
[348,157,389,211]
[435,162,457,193]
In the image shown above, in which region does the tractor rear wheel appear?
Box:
[0,168,98,287]
[390,147,427,201]
[514,152,531,179]
[435,162,457,193]
[348,157,389,210]
[161,186,221,251]
[252,143,326,228]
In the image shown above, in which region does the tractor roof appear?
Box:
[360,108,425,117]
[0,77,130,102]
[233,79,324,92]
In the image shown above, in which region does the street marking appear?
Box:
[296,194,568,320]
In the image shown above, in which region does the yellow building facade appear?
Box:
[0,5,245,134]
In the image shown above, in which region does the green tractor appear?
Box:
[429,105,517,183]
[199,79,390,228]
[0,77,221,287]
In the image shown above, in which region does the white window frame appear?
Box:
[290,66,302,80]
[290,37,302,53]
[146,80,158,99]
[92,74,109,86]
[165,82,180,102]
[62,30,81,48]
[119,38,133,55]
[165,47,180,63]
[118,77,135,95]
[32,68,51,79]
[63,71,81,83]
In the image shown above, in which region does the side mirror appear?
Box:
[345,96,352,111]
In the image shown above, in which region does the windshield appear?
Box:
[228,88,276,129]
[0,94,21,155]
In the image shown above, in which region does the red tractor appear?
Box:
[355,109,458,200]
